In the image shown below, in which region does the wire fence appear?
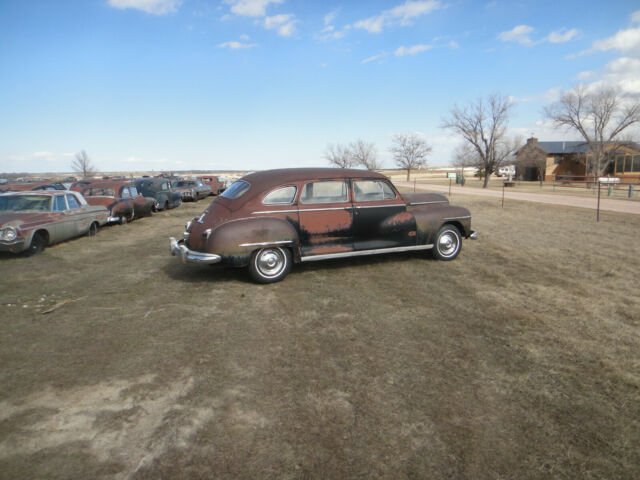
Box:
[552,175,640,200]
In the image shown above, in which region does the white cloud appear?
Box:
[107,0,181,15]
[499,25,579,47]
[575,70,594,79]
[592,24,640,55]
[224,0,283,17]
[361,52,387,64]
[218,40,258,49]
[632,10,640,24]
[394,44,432,56]
[498,25,534,45]
[239,34,250,41]
[264,14,297,37]
[546,28,579,43]
[354,0,442,34]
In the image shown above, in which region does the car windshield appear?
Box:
[221,180,250,199]
[0,195,51,212]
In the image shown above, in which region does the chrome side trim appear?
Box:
[408,201,448,205]
[300,244,434,262]
[354,204,406,209]
[239,240,294,247]
[298,207,353,213]
[251,209,298,215]
[443,215,471,220]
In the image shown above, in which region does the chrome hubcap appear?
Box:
[257,248,285,277]
[438,232,458,256]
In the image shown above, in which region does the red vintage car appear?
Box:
[0,191,109,255]
[81,181,155,224]
[170,168,477,283]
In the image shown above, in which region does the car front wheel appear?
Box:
[431,225,462,261]
[249,247,292,284]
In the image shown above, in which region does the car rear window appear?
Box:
[221,180,250,199]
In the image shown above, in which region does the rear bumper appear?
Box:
[170,237,221,264]
[468,230,478,240]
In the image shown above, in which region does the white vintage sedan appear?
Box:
[0,191,109,255]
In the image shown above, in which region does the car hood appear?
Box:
[0,211,53,228]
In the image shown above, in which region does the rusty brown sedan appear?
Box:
[170,168,477,283]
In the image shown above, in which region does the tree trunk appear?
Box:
[406,169,411,181]
[482,172,490,188]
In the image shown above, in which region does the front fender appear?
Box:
[209,216,299,267]
[412,206,472,244]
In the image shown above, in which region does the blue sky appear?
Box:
[1,0,639,173]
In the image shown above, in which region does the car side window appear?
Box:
[121,187,131,198]
[53,195,67,211]
[300,181,349,204]
[130,186,139,196]
[263,186,297,205]
[66,194,81,209]
[353,180,397,202]
[161,183,169,191]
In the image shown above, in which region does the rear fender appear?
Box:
[209,217,299,267]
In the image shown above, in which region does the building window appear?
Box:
[624,155,632,172]
[554,156,562,165]
[615,156,624,173]
[633,155,640,173]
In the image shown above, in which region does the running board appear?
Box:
[300,244,434,263]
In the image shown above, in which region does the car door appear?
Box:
[128,185,148,217]
[49,194,69,241]
[352,179,416,250]
[65,193,91,236]
[297,179,354,256]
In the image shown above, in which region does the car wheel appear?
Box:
[88,222,99,236]
[26,232,46,256]
[431,225,462,261]
[249,247,292,284]
[192,190,198,202]
[119,214,128,225]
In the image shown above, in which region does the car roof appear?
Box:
[241,168,387,190]
[82,180,133,190]
[0,190,69,197]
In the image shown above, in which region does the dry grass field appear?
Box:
[1,194,639,479]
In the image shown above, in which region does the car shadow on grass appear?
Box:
[161,251,434,284]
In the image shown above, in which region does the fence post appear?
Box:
[449,178,452,197]
[502,184,505,208]
[629,185,634,199]
[597,182,601,222]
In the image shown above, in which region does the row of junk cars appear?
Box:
[0,175,231,256]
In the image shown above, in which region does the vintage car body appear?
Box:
[134,178,182,211]
[0,181,66,193]
[171,180,212,202]
[0,191,109,255]
[170,168,477,283]
[81,181,155,224]
[197,176,225,195]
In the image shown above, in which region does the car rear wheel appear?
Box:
[192,190,198,202]
[431,224,462,261]
[249,247,292,284]
[26,232,46,256]
[88,222,99,236]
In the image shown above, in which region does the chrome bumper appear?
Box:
[169,237,221,264]
[108,216,120,223]
[469,230,478,240]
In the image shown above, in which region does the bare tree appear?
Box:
[324,143,354,168]
[389,133,432,180]
[349,139,379,170]
[72,150,97,178]
[544,85,640,178]
[441,93,514,188]
[452,143,478,178]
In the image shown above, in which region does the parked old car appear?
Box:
[171,179,212,202]
[0,180,67,193]
[197,175,225,195]
[170,168,477,283]
[81,180,155,224]
[0,191,109,255]
[134,178,182,211]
